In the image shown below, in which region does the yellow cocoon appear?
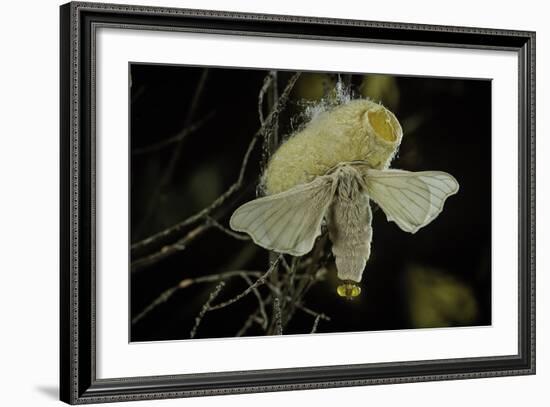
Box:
[264,99,403,195]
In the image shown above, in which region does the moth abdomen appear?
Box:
[327,169,373,284]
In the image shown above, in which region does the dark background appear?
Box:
[130,64,491,342]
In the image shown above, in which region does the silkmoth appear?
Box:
[230,99,459,298]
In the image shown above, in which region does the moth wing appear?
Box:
[364,169,459,233]
[229,176,336,256]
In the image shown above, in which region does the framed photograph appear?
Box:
[60,1,536,404]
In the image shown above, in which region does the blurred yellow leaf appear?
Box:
[407,266,478,328]
[359,75,400,110]
[292,73,336,101]
[187,163,223,210]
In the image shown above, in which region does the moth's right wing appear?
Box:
[230,175,336,256]
[363,168,459,233]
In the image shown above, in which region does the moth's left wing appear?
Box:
[229,175,336,256]
[363,169,459,233]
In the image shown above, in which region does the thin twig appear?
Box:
[189,281,225,339]
[310,315,321,334]
[208,255,282,311]
[240,273,268,330]
[131,222,213,273]
[207,217,250,241]
[295,303,330,322]
[132,112,215,155]
[130,73,301,257]
[266,71,279,156]
[234,295,330,337]
[131,212,250,273]
[281,236,328,329]
[294,237,328,301]
[236,310,262,337]
[280,256,292,273]
[131,286,180,325]
[280,256,298,310]
[131,270,262,325]
[261,281,331,323]
[258,71,275,125]
[133,257,280,327]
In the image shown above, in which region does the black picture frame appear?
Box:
[60,2,536,404]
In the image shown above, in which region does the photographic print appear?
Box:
[129,65,491,342]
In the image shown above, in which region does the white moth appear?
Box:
[229,99,459,298]
[230,162,458,297]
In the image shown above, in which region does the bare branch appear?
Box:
[132,111,215,155]
[279,237,329,329]
[131,222,212,273]
[262,283,331,323]
[296,303,330,322]
[208,255,282,311]
[131,270,262,325]
[132,251,310,331]
[236,310,263,337]
[265,71,279,160]
[131,286,180,325]
[189,281,225,339]
[131,209,249,274]
[207,217,250,241]
[240,273,268,330]
[258,71,276,125]
[310,315,321,334]
[273,297,283,335]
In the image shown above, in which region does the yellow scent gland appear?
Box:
[337,282,362,299]
[263,99,403,195]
